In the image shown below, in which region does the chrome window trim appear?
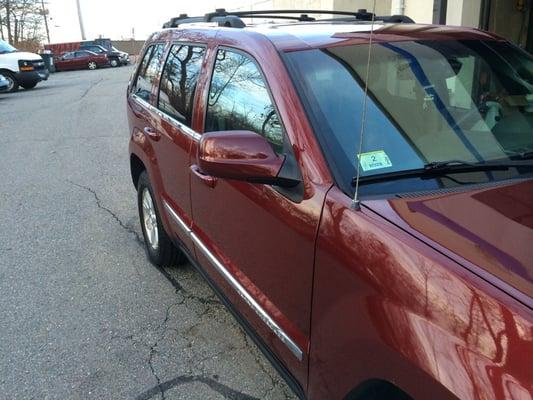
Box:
[162,199,304,361]
[131,93,201,141]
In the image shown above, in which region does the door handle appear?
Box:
[190,165,217,188]
[143,126,161,141]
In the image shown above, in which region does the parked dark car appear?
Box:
[128,9,533,400]
[79,44,129,67]
[55,50,108,71]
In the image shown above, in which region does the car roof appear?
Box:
[152,21,504,52]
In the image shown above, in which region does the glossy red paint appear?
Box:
[186,31,330,387]
[310,187,533,399]
[127,22,533,400]
[364,181,533,309]
[256,23,504,52]
[197,130,285,183]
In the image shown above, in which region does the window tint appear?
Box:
[134,44,165,102]
[75,51,88,57]
[158,44,205,126]
[62,52,74,60]
[84,46,103,53]
[205,49,283,152]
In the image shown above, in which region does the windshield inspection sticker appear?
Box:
[358,151,393,172]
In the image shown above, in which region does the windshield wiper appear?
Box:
[509,151,533,161]
[352,159,533,186]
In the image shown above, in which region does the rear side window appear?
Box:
[85,46,102,53]
[158,44,205,127]
[134,44,165,102]
[205,49,283,153]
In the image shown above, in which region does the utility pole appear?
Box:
[75,0,86,40]
[40,0,50,43]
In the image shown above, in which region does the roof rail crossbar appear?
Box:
[213,8,376,20]
[163,13,246,28]
[162,8,414,29]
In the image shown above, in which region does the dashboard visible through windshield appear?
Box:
[285,39,533,196]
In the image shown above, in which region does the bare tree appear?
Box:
[0,0,45,46]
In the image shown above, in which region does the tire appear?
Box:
[3,72,19,92]
[88,61,97,70]
[109,58,119,68]
[21,82,37,90]
[137,171,185,267]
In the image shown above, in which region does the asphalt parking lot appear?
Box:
[0,67,296,399]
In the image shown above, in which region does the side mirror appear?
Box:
[197,130,295,186]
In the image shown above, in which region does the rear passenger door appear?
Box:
[152,43,206,253]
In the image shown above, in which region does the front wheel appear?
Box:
[109,58,119,67]
[137,171,185,267]
[3,72,19,92]
[88,61,97,70]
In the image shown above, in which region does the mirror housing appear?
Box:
[197,130,295,186]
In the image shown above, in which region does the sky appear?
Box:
[46,0,255,43]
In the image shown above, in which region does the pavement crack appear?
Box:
[148,344,165,400]
[66,180,143,246]
[79,77,104,100]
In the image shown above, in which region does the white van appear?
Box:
[0,39,49,92]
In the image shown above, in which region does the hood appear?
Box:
[0,51,42,61]
[365,179,533,302]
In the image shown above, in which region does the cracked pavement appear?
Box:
[0,67,297,399]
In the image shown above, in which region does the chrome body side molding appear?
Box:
[162,199,304,361]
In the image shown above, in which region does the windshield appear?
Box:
[285,40,533,196]
[0,39,17,54]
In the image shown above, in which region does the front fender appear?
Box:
[308,187,533,400]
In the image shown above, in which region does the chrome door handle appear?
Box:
[143,126,161,141]
[190,165,217,188]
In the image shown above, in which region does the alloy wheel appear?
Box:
[4,75,15,91]
[141,188,159,250]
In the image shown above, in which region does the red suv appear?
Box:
[128,10,533,400]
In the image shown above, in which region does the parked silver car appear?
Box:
[0,73,9,92]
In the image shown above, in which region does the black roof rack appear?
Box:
[162,8,414,29]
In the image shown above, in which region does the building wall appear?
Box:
[272,0,433,21]
[404,0,434,23]
[332,0,392,15]
[112,40,145,55]
[233,0,531,48]
[446,0,482,27]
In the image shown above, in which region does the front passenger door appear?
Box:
[189,48,319,386]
